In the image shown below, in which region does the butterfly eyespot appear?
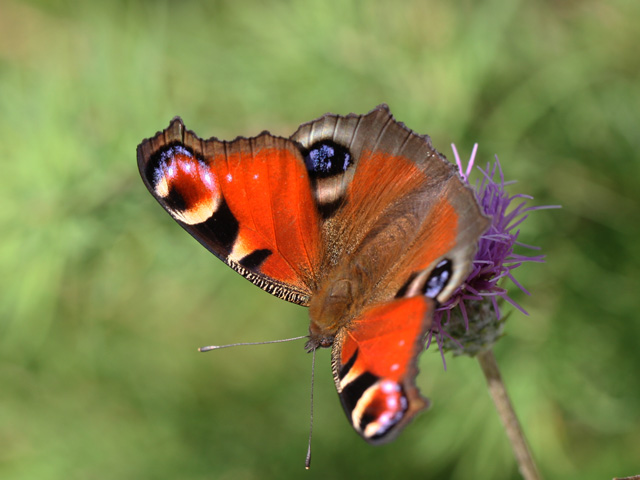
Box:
[423,259,452,299]
[355,380,409,441]
[299,140,355,218]
[147,144,222,225]
[303,141,352,178]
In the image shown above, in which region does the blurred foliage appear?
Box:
[1,0,639,479]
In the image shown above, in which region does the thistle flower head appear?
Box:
[428,145,559,363]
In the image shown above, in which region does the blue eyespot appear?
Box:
[424,260,452,299]
[303,141,352,179]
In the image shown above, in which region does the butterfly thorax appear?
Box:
[305,216,412,351]
[306,276,357,350]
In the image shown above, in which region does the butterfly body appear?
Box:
[137,105,489,444]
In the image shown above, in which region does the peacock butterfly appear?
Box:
[137,105,489,444]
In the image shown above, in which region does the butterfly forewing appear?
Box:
[303,107,488,332]
[137,119,323,305]
[331,296,434,444]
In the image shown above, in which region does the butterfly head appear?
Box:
[304,334,333,352]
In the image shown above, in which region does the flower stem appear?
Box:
[477,349,542,480]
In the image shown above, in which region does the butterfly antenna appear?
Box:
[198,335,307,352]
[305,347,317,469]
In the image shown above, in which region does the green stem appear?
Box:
[477,349,542,480]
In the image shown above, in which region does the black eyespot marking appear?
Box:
[165,185,188,212]
[423,259,452,299]
[340,372,379,417]
[302,140,353,179]
[396,260,453,301]
[239,249,272,270]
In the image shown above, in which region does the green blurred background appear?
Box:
[1,0,639,479]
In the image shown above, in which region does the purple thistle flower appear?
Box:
[428,145,560,364]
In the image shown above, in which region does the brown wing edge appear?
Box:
[290,104,444,166]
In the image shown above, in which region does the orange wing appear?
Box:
[137,119,322,305]
[331,296,434,444]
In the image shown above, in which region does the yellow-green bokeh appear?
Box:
[1,1,639,479]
